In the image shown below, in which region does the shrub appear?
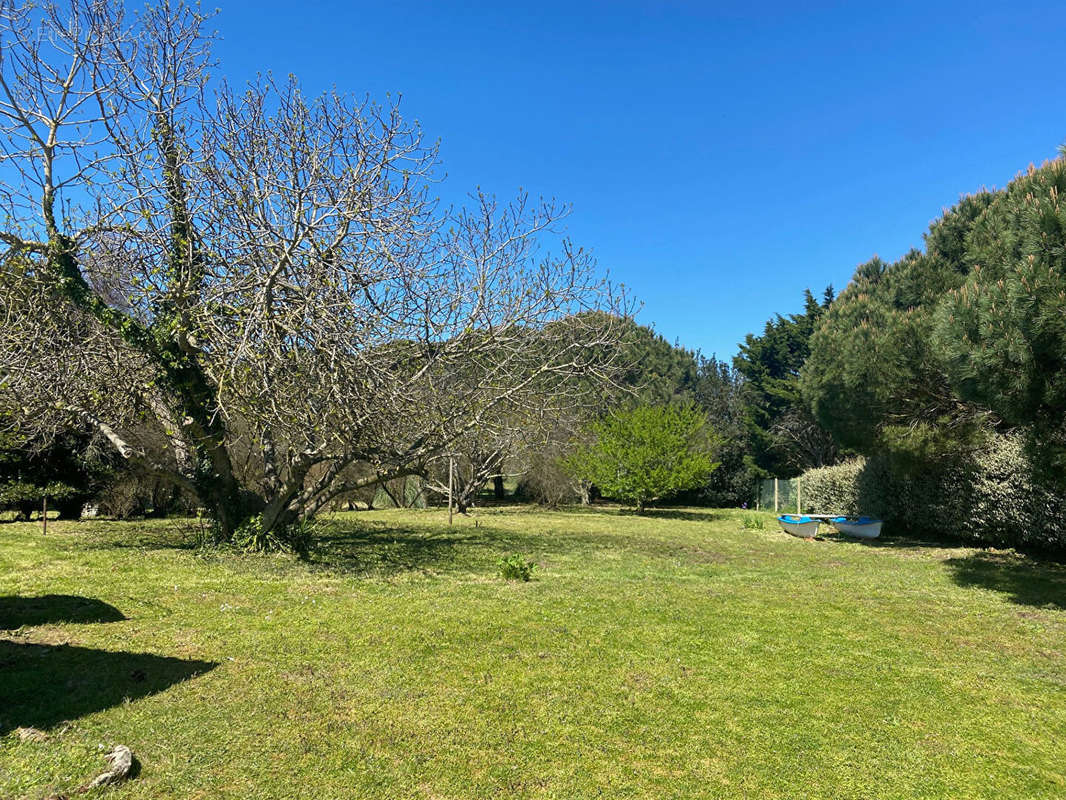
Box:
[95,476,151,519]
[498,554,536,582]
[0,480,78,520]
[94,473,198,520]
[798,459,865,516]
[231,515,315,559]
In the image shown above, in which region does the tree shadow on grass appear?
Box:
[617,508,722,523]
[822,533,963,551]
[312,523,526,577]
[822,527,1066,567]
[0,640,216,734]
[311,512,734,578]
[82,523,200,553]
[71,509,735,579]
[0,595,126,629]
[945,551,1066,610]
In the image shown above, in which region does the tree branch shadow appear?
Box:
[312,523,515,577]
[0,640,216,734]
[945,551,1066,610]
[0,595,126,629]
[617,508,722,523]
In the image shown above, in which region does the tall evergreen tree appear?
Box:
[734,289,838,477]
[935,159,1066,472]
[691,355,753,506]
[614,320,700,404]
[799,168,1066,469]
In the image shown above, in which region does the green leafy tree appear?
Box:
[612,325,759,506]
[565,403,719,512]
[515,317,709,507]
[590,322,754,506]
[0,420,118,520]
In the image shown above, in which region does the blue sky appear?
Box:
[214,0,1064,361]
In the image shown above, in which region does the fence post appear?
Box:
[448,457,454,526]
[755,480,760,511]
[42,496,48,535]
[797,476,802,514]
[773,478,779,514]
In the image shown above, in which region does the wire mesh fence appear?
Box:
[756,477,804,514]
[371,475,428,509]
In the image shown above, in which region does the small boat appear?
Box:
[777,514,820,539]
[831,516,883,539]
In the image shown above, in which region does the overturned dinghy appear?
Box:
[832,516,883,539]
[777,514,820,539]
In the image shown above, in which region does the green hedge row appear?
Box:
[799,433,1066,551]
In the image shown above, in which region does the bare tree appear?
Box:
[0,0,627,543]
[768,407,839,472]
[421,410,542,514]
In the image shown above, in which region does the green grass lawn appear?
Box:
[2,507,1064,799]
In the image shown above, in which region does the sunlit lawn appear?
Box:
[2,506,1064,799]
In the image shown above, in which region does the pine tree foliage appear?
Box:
[614,319,700,405]
[803,157,1066,474]
[934,159,1066,469]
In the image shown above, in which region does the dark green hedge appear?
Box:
[800,433,1066,552]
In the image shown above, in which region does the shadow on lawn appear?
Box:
[0,639,216,734]
[946,551,1066,610]
[83,522,201,552]
[822,533,967,551]
[617,508,722,523]
[312,512,733,577]
[313,522,529,577]
[0,594,127,629]
[74,509,730,578]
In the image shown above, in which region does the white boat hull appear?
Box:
[778,516,820,539]
[834,519,882,539]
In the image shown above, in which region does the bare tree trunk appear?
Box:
[580,480,592,505]
[380,479,403,508]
